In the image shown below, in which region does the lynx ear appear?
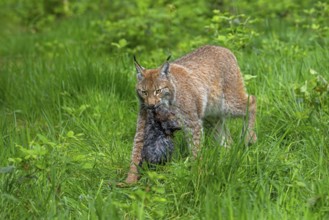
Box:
[160,55,171,77]
[134,55,145,80]
[160,56,171,77]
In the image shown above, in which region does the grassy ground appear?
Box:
[1,4,329,220]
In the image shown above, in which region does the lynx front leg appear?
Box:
[184,120,203,158]
[125,110,147,184]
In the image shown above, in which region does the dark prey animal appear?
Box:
[140,106,181,166]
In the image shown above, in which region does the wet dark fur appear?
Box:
[141,106,180,165]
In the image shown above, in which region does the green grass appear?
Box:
[1,4,329,220]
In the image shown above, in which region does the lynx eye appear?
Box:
[155,88,162,95]
[140,90,148,96]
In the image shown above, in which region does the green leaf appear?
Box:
[296,181,307,187]
[244,74,257,81]
[300,82,308,93]
[67,130,75,138]
[153,197,167,203]
[310,68,318,75]
[8,158,22,164]
[82,162,94,169]
[111,39,128,49]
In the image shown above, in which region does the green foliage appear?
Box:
[294,69,329,110]
[206,10,259,49]
[90,1,260,55]
[294,1,329,41]
[0,0,101,32]
[1,0,329,219]
[90,0,209,54]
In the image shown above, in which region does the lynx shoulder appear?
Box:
[125,45,257,184]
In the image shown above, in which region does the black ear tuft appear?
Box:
[166,55,171,61]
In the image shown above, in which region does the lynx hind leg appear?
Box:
[213,118,233,148]
[245,95,257,145]
[225,94,257,145]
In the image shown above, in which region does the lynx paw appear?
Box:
[125,173,139,184]
[245,132,257,146]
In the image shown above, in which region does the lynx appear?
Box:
[125,45,257,184]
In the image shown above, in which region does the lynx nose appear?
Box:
[147,104,155,110]
[147,102,162,110]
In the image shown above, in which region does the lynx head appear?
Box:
[134,56,175,109]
